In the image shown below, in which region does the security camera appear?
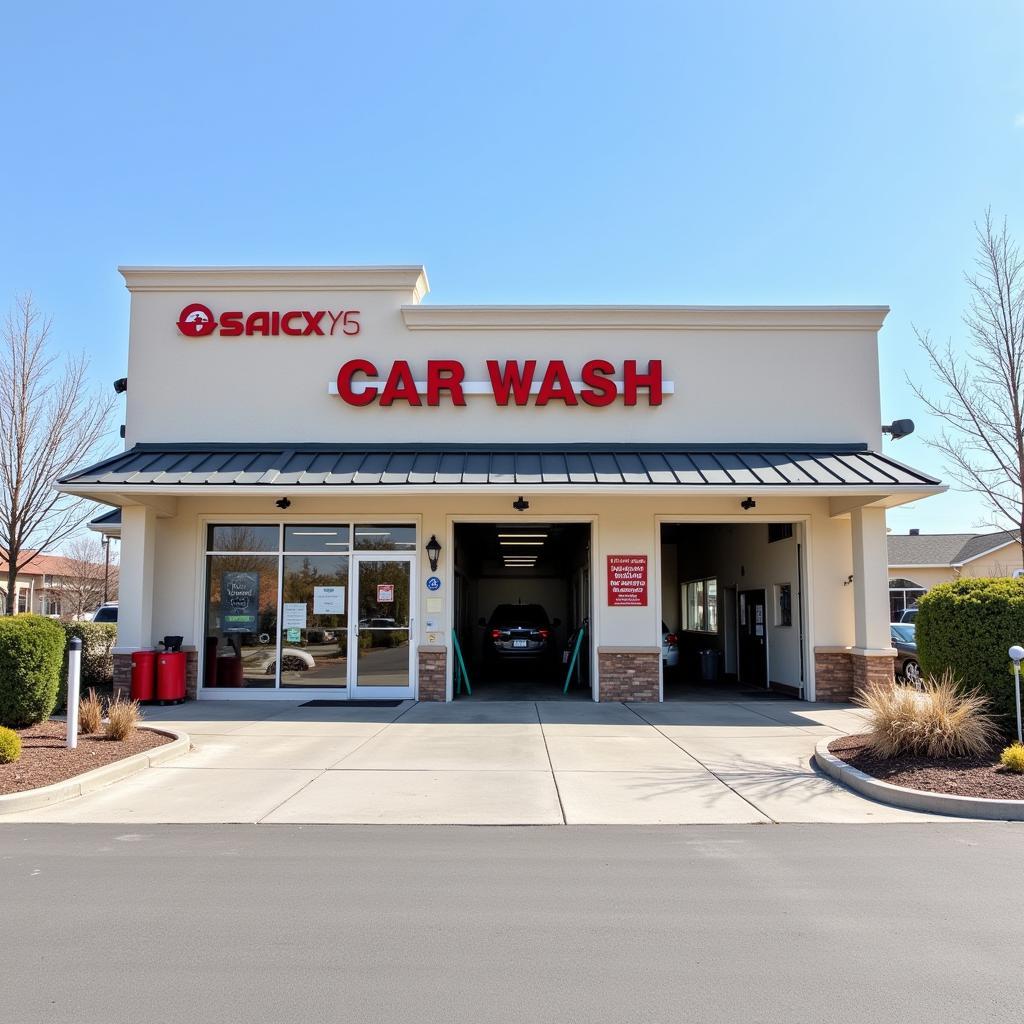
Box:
[113,377,128,394]
[512,496,530,512]
[882,418,914,440]
[740,497,756,510]
[275,498,292,510]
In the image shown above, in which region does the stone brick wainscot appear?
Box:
[814,647,895,702]
[597,647,660,702]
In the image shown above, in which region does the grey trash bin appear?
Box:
[699,648,720,682]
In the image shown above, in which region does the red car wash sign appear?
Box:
[607,555,648,607]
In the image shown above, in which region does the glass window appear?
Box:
[353,524,417,551]
[889,578,926,622]
[284,525,351,553]
[207,524,279,552]
[683,578,718,633]
[279,555,349,688]
[774,583,792,627]
[204,554,280,688]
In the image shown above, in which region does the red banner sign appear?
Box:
[607,555,648,606]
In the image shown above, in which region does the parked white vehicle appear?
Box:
[90,602,118,624]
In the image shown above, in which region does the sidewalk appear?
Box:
[0,698,949,824]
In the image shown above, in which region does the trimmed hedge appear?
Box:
[916,578,1024,728]
[59,621,117,705]
[0,615,67,728]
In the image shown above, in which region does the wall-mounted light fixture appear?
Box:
[512,496,530,512]
[882,419,915,440]
[844,574,854,586]
[113,377,128,394]
[740,497,756,510]
[275,498,291,510]
[425,534,441,572]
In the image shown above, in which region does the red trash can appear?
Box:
[156,652,187,705]
[130,650,157,704]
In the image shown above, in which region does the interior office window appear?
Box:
[774,583,793,627]
[683,577,718,633]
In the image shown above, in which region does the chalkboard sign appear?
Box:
[222,571,260,633]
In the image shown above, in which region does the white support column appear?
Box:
[850,506,891,652]
[117,504,157,651]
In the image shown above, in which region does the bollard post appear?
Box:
[1009,646,1024,745]
[66,637,82,750]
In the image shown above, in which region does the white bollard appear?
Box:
[66,637,82,750]
[1009,645,1024,745]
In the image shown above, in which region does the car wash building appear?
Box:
[61,266,943,703]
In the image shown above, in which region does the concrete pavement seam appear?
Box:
[622,704,777,824]
[534,701,567,824]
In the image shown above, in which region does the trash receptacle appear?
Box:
[130,650,157,704]
[699,648,720,682]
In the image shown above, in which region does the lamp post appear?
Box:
[1010,645,1024,744]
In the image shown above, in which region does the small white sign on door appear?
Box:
[313,586,345,614]
[282,603,307,630]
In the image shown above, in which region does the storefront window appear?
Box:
[353,524,417,551]
[284,525,350,553]
[207,524,279,552]
[279,555,349,687]
[204,554,280,688]
[202,522,414,690]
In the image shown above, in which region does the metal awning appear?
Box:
[60,443,941,491]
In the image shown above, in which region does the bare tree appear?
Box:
[0,295,115,614]
[56,535,119,619]
[910,212,1024,552]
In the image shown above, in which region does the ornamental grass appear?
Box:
[856,671,999,760]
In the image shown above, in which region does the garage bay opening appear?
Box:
[452,523,592,700]
[660,522,806,700]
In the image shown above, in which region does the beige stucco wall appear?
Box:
[120,269,886,450]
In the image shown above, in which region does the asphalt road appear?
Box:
[3,823,1023,1024]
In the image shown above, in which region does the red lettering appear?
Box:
[281,311,304,336]
[270,311,280,334]
[245,311,270,336]
[580,359,617,407]
[536,360,578,406]
[379,360,422,406]
[219,311,243,337]
[426,360,466,406]
[336,360,378,406]
[487,360,536,405]
[623,359,663,406]
[302,311,325,336]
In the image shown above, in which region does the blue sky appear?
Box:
[2,1,1022,534]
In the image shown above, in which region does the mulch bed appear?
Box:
[0,720,171,796]
[829,734,1024,801]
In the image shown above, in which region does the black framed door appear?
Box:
[738,588,768,688]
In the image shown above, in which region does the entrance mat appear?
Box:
[299,699,405,708]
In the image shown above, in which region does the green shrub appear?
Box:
[1000,743,1024,773]
[916,577,1024,730]
[0,615,66,728]
[0,725,20,764]
[58,621,117,706]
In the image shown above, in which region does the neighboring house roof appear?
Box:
[888,530,1022,568]
[0,551,105,580]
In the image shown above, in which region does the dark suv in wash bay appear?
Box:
[481,604,559,667]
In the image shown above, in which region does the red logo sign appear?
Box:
[377,584,395,603]
[176,305,360,338]
[177,303,217,337]
[607,555,648,607]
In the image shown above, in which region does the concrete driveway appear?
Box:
[0,698,947,825]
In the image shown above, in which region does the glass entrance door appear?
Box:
[350,554,415,699]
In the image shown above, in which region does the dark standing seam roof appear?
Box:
[61,444,942,489]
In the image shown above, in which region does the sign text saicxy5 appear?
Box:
[177,303,360,337]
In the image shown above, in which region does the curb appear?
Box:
[814,737,1024,821]
[0,726,190,816]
